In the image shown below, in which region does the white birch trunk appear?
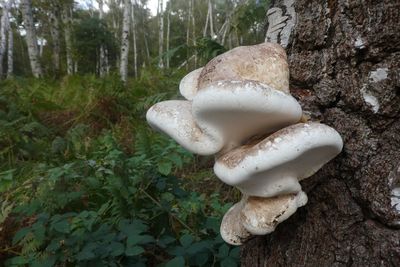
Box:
[186,0,191,70]
[119,0,130,82]
[97,0,107,77]
[21,0,42,77]
[203,0,210,37]
[158,0,164,69]
[131,1,137,77]
[49,3,60,74]
[191,0,197,67]
[7,17,12,77]
[62,3,74,75]
[209,0,215,38]
[166,5,170,69]
[0,0,9,76]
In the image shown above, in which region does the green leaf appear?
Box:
[52,220,70,234]
[193,252,209,266]
[125,245,144,256]
[109,242,125,256]
[221,257,238,267]
[8,256,29,265]
[186,241,211,254]
[165,256,185,267]
[218,244,230,258]
[158,161,172,176]
[12,227,30,245]
[179,234,193,248]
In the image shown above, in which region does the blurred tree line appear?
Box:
[0,0,268,81]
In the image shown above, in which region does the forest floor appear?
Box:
[0,72,240,266]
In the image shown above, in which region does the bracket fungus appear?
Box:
[146,42,343,246]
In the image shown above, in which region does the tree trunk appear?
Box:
[158,0,164,69]
[62,2,74,75]
[191,0,196,68]
[6,18,12,78]
[0,0,10,77]
[97,0,108,77]
[208,0,215,38]
[131,0,137,77]
[119,0,130,83]
[49,2,60,75]
[20,0,42,78]
[241,0,400,266]
[166,4,170,69]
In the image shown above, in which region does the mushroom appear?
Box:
[147,80,302,155]
[214,122,343,198]
[197,42,289,93]
[220,196,251,246]
[220,191,307,245]
[146,42,344,246]
[179,67,203,100]
[240,192,308,235]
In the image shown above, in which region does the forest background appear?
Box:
[0,0,268,266]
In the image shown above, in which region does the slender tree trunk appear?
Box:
[20,0,42,78]
[186,0,191,70]
[158,0,164,69]
[62,2,74,75]
[49,2,60,75]
[131,0,137,77]
[208,0,215,38]
[191,0,196,67]
[97,0,107,77]
[203,0,210,37]
[119,0,130,83]
[166,5,170,69]
[6,19,12,78]
[241,0,400,266]
[0,0,10,77]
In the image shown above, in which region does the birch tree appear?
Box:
[0,0,10,77]
[157,0,164,69]
[48,1,60,74]
[119,0,130,82]
[166,3,170,69]
[61,1,74,75]
[21,0,42,77]
[131,1,137,77]
[6,17,12,77]
[97,0,107,77]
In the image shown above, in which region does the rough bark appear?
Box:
[241,0,400,266]
[20,0,42,78]
[119,0,130,82]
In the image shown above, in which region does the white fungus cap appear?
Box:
[214,123,343,197]
[241,191,308,235]
[146,100,222,155]
[146,81,302,155]
[179,68,203,100]
[220,196,251,246]
[197,42,290,93]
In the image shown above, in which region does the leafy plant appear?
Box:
[0,75,239,266]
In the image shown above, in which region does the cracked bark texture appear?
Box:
[241,0,400,266]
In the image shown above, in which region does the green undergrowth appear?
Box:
[0,71,240,266]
